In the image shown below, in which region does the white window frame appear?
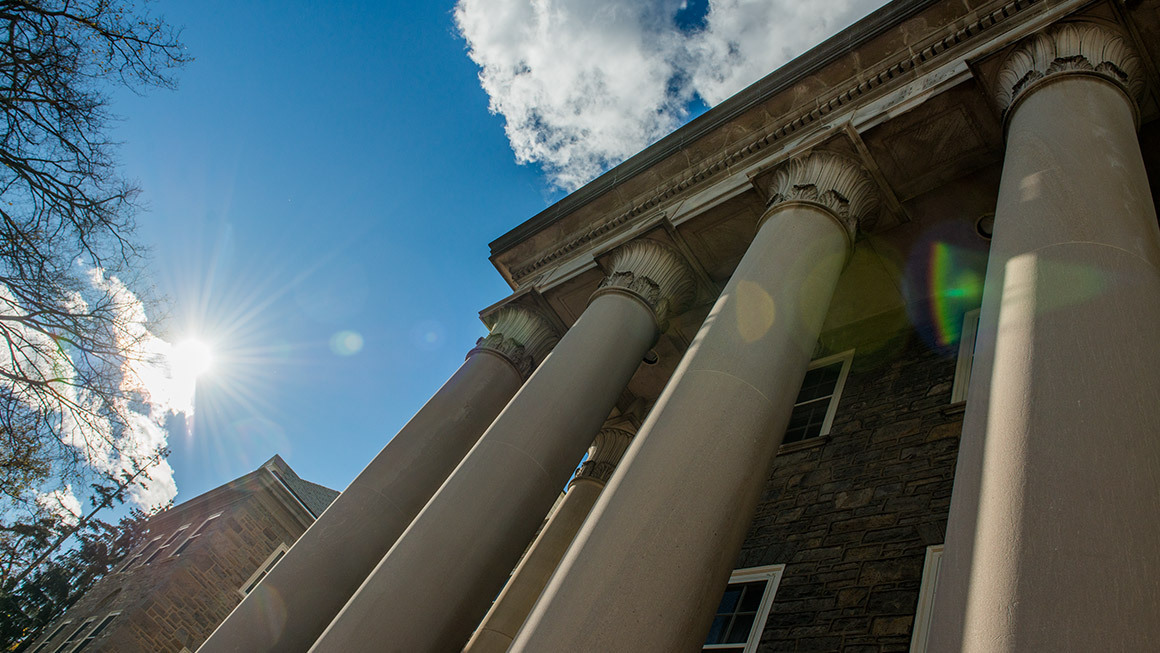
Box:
[238,543,290,598]
[951,309,980,403]
[119,535,163,572]
[144,523,191,564]
[30,620,71,652]
[784,349,854,444]
[173,512,222,557]
[703,563,785,653]
[71,612,120,652]
[910,544,945,653]
[52,618,94,653]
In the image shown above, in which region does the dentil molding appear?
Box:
[995,21,1145,115]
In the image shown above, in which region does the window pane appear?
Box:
[739,582,765,611]
[704,616,729,644]
[716,587,741,614]
[795,362,842,403]
[725,613,755,643]
[783,399,829,444]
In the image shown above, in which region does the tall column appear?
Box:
[198,306,556,653]
[512,152,877,651]
[929,22,1160,652]
[309,240,695,652]
[464,426,635,653]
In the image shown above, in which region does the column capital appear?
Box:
[470,305,559,379]
[574,428,634,485]
[592,240,696,330]
[761,151,878,243]
[995,21,1144,121]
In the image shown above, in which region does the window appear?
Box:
[703,564,784,653]
[119,535,162,571]
[52,618,94,653]
[909,544,945,653]
[951,309,980,403]
[783,350,854,445]
[239,543,289,597]
[173,512,222,556]
[144,524,191,564]
[71,613,119,652]
[30,621,70,652]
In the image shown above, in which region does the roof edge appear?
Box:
[488,0,945,256]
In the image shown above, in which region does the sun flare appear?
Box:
[171,338,215,380]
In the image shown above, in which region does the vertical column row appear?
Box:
[199,307,558,652]
[513,151,878,651]
[310,240,696,652]
[931,22,1160,652]
[464,426,636,653]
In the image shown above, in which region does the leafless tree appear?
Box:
[0,0,187,601]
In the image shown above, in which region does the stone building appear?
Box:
[27,456,336,653]
[203,0,1160,651]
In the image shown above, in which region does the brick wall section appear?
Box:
[737,322,964,653]
[28,472,316,653]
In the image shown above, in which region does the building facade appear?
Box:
[203,0,1160,650]
[27,456,336,653]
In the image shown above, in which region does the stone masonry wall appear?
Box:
[30,477,310,653]
[737,319,964,652]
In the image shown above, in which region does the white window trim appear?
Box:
[52,618,94,653]
[785,349,855,444]
[951,309,980,403]
[144,523,191,564]
[910,544,945,653]
[30,620,71,652]
[71,612,120,652]
[120,535,163,572]
[704,563,785,653]
[238,543,290,598]
[173,512,222,557]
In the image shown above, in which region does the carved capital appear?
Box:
[592,240,696,329]
[575,428,634,485]
[762,151,878,241]
[470,306,559,379]
[995,22,1144,117]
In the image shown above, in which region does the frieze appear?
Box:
[508,0,1040,284]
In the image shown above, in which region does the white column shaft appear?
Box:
[309,292,659,652]
[930,73,1160,651]
[512,203,850,651]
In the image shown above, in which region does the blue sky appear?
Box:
[107,0,885,502]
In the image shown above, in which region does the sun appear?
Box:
[170,338,216,379]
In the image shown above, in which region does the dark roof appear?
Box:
[488,0,943,256]
[261,455,340,517]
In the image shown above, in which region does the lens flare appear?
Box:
[171,338,215,379]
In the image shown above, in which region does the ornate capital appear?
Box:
[470,306,559,379]
[592,240,696,329]
[995,22,1144,116]
[762,151,878,241]
[575,428,634,485]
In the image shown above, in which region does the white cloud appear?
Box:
[37,486,83,526]
[0,268,192,514]
[455,0,886,190]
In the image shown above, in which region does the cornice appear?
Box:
[502,0,1044,284]
[590,240,696,330]
[469,305,559,379]
[995,20,1145,118]
[760,151,879,243]
[574,428,635,485]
